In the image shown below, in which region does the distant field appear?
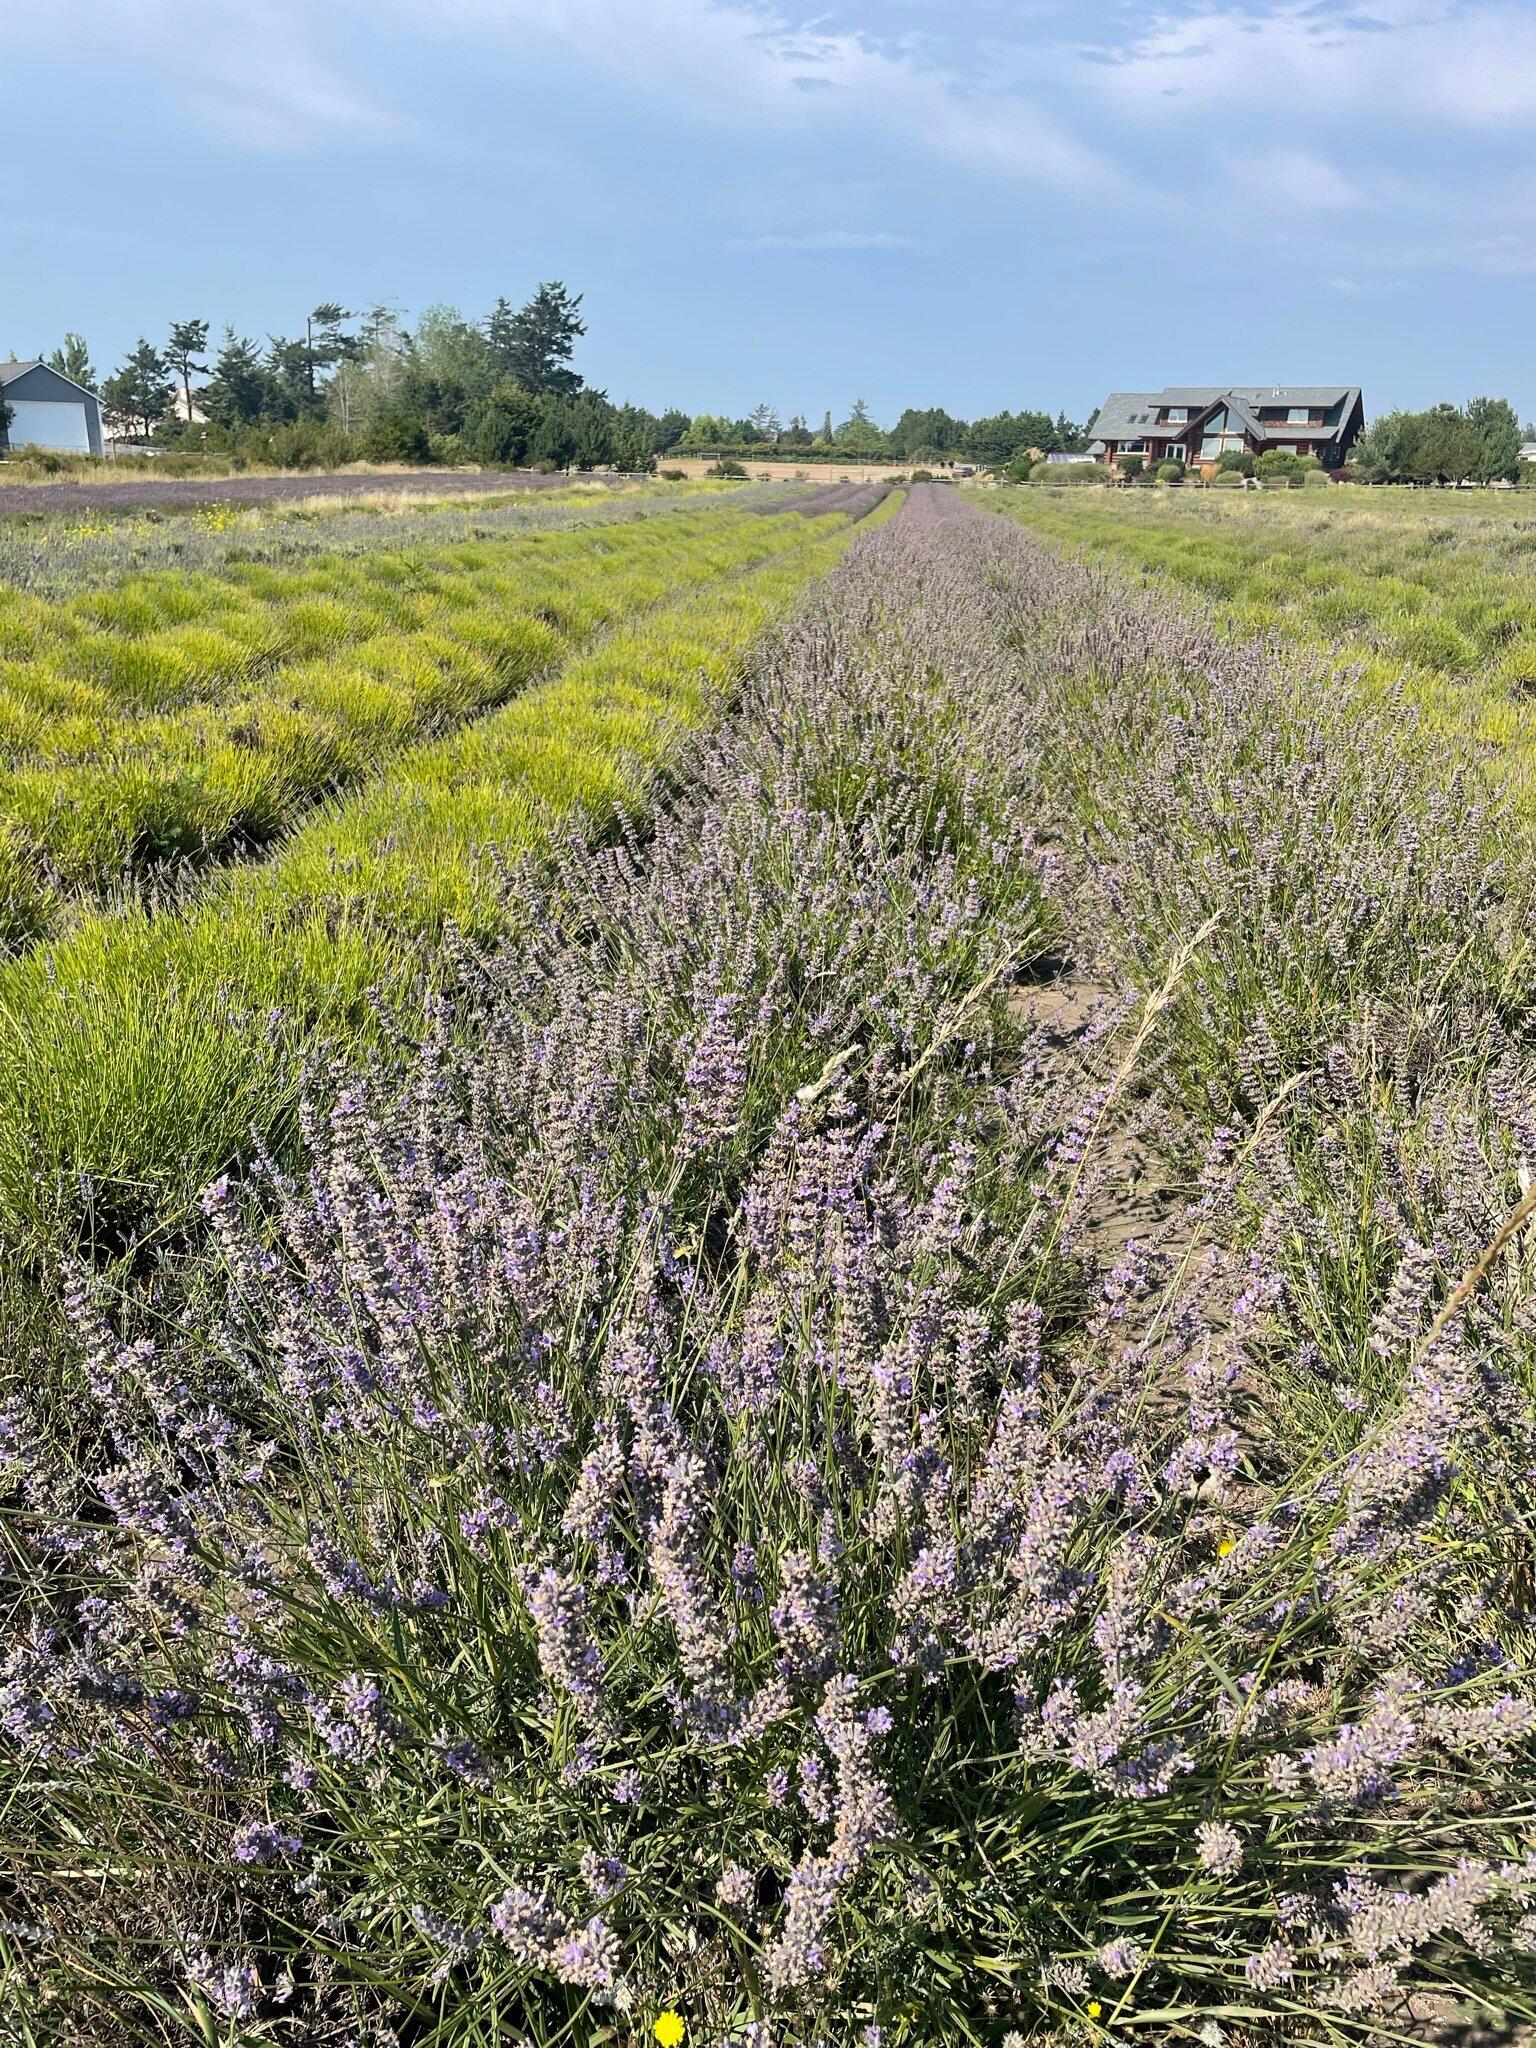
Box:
[995,480,1536,812]
[0,463,598,517]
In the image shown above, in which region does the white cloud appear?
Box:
[728,227,915,248]
[10,0,404,149]
[392,0,1133,199]
[1087,1,1536,130]
[1226,146,1362,212]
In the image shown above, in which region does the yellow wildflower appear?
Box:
[1217,1537,1236,1558]
[1087,2000,1103,2019]
[655,2013,686,2047]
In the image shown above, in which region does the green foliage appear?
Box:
[0,497,888,1264]
[964,408,1057,467]
[466,381,542,466]
[46,332,95,388]
[888,406,965,456]
[1255,449,1306,485]
[100,339,175,441]
[200,328,271,428]
[1118,454,1144,479]
[1352,397,1522,485]
[1155,457,1185,482]
[993,480,1536,823]
[361,407,433,464]
[1215,448,1255,476]
[487,281,586,397]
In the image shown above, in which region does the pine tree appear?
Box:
[165,318,210,422]
[201,330,271,428]
[303,303,356,402]
[500,283,587,397]
[47,332,96,389]
[100,339,174,442]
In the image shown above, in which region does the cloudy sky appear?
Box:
[4,0,1535,422]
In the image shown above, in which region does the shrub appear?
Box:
[1117,454,1144,479]
[1211,468,1247,488]
[1215,449,1256,476]
[1255,449,1306,486]
[1303,467,1333,487]
[467,383,541,468]
[1155,458,1185,483]
[361,408,433,465]
[910,469,933,483]
[707,459,748,478]
[659,468,687,482]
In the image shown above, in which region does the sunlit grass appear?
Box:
[0,497,896,1266]
[0,502,825,937]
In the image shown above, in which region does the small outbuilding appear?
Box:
[0,358,104,457]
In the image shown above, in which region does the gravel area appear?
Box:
[0,467,582,519]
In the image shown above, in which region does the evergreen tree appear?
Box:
[500,283,586,397]
[165,318,210,422]
[201,330,272,428]
[835,398,886,454]
[304,302,356,400]
[100,339,174,442]
[466,381,541,466]
[264,337,315,421]
[485,296,519,367]
[47,332,96,389]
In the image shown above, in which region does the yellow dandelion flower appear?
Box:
[1087,2000,1103,2019]
[655,2012,686,2048]
[1217,1537,1236,1558]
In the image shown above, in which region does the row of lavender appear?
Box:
[5,487,1535,2044]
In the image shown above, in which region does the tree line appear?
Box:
[21,291,1087,474]
[1349,398,1528,486]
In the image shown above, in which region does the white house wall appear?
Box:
[6,397,92,454]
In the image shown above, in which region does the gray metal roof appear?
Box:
[0,359,44,385]
[1086,385,1362,443]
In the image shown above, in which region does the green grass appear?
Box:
[0,495,898,1268]
[0,499,817,942]
[991,481,1536,819]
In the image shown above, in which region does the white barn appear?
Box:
[0,358,104,457]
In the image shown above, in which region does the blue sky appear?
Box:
[6,0,1536,425]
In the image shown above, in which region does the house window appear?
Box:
[1162,407,1190,423]
[1286,408,1311,423]
[1120,440,1145,453]
[1198,409,1246,459]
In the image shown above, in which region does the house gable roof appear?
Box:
[1086,385,1362,446]
[0,358,101,404]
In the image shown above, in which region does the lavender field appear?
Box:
[5,484,1535,2047]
